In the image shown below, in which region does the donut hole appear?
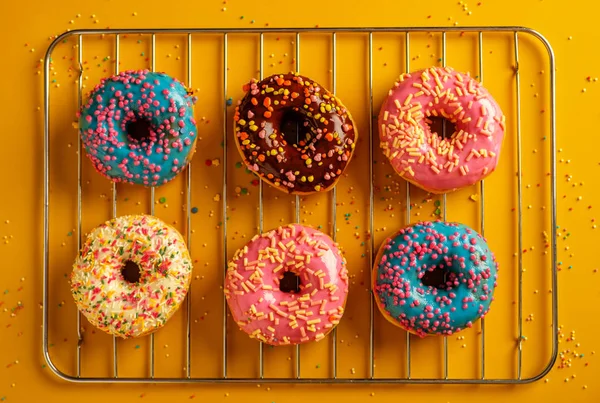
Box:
[280,109,309,147]
[279,271,301,293]
[421,268,456,289]
[427,116,457,140]
[126,119,152,143]
[121,260,142,283]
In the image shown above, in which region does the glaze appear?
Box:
[372,221,498,336]
[225,224,348,345]
[378,66,505,193]
[70,215,192,338]
[234,72,357,194]
[79,69,197,186]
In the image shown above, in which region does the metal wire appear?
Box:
[149,32,156,380]
[514,31,524,380]
[368,31,375,380]
[404,31,411,380]
[440,31,448,381]
[478,31,486,380]
[331,31,338,380]
[222,33,229,379]
[258,32,265,380]
[76,34,83,379]
[295,33,301,225]
[112,33,120,380]
[186,32,193,379]
[294,31,301,380]
[42,26,558,385]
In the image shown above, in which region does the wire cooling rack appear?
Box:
[43,26,557,384]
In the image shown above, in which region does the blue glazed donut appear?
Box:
[372,221,498,337]
[79,69,197,186]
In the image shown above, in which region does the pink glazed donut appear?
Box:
[224,224,348,346]
[378,66,505,193]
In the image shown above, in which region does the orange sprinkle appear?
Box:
[264,111,272,118]
[251,97,258,106]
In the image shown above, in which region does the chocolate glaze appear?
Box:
[234,73,357,194]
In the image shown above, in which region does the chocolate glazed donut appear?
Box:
[234,72,357,195]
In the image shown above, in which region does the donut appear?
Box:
[234,72,357,194]
[78,69,197,186]
[224,224,348,345]
[70,215,192,338]
[372,221,498,336]
[378,66,505,193]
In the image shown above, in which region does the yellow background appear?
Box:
[0,0,597,402]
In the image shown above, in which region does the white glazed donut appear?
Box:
[70,215,192,338]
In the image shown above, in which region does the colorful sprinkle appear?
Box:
[234,73,356,194]
[78,70,197,187]
[70,215,192,338]
[225,224,348,345]
[379,67,505,193]
[373,221,498,336]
